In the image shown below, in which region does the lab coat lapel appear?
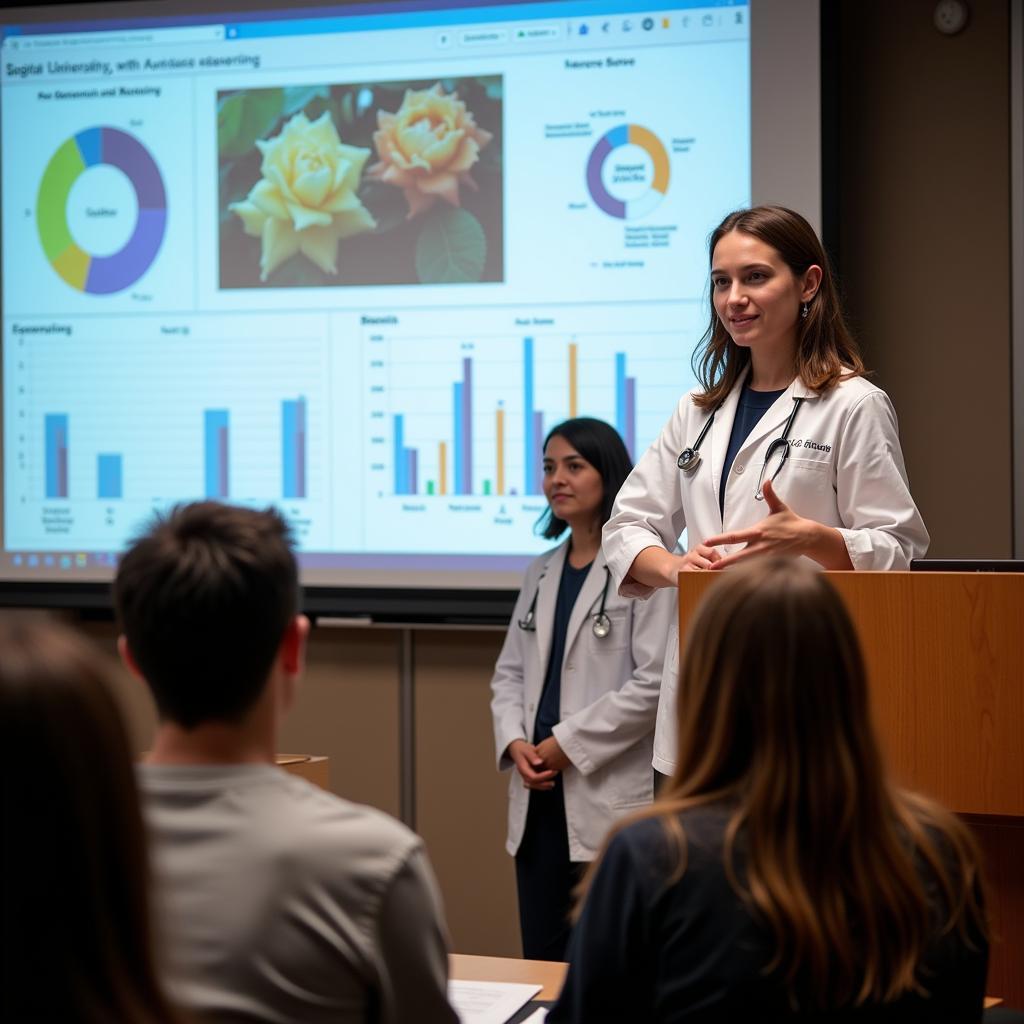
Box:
[733,377,817,465]
[708,367,750,527]
[562,552,608,659]
[534,542,566,679]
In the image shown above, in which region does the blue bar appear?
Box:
[615,352,627,437]
[523,338,534,496]
[283,399,308,499]
[393,414,406,495]
[204,409,229,499]
[453,382,464,495]
[45,414,69,500]
[97,454,122,499]
[283,400,297,497]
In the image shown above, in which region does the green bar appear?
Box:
[427,480,435,495]
[37,137,85,262]
[483,480,492,495]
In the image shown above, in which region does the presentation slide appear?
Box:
[0,0,750,589]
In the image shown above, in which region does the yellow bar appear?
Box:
[439,441,447,496]
[568,343,578,418]
[496,408,505,496]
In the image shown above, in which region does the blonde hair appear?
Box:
[577,559,986,1009]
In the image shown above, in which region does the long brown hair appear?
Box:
[0,618,184,1024]
[577,559,986,1009]
[693,205,865,410]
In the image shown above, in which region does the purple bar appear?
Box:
[218,427,229,498]
[586,134,627,219]
[461,358,473,494]
[625,376,636,460]
[532,411,544,495]
[407,449,418,495]
[58,436,68,499]
[86,208,167,294]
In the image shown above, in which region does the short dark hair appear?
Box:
[535,417,633,540]
[0,618,181,1023]
[114,502,298,729]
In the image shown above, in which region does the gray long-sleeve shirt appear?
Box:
[138,763,458,1024]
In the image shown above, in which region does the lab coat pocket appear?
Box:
[787,456,831,475]
[583,609,629,654]
[610,737,655,808]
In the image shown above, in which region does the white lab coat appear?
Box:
[603,370,929,775]
[490,540,675,861]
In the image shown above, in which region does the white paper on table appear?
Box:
[520,1009,548,1024]
[447,979,543,1024]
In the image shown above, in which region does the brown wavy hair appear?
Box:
[692,205,865,410]
[0,618,185,1024]
[576,559,986,1010]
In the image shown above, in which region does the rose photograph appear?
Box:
[217,76,504,288]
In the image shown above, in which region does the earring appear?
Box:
[801,302,809,320]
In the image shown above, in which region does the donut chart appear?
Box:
[37,127,167,295]
[586,123,669,220]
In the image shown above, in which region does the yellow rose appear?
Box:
[369,83,493,218]
[230,111,376,281]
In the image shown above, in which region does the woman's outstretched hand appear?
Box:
[703,479,854,570]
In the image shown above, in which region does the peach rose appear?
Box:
[230,111,376,280]
[369,84,493,218]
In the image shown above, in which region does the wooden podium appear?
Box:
[678,571,1024,1005]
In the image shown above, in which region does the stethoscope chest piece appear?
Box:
[591,612,612,639]
[676,447,702,472]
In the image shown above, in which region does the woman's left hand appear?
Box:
[702,479,848,570]
[535,736,571,772]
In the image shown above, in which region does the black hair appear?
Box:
[535,417,633,540]
[113,501,298,729]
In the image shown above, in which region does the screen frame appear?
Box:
[0,0,831,620]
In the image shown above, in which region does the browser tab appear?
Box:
[458,27,508,46]
[513,24,561,43]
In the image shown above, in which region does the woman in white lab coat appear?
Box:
[490,417,674,961]
[603,205,929,777]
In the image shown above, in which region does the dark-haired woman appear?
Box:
[0,618,185,1024]
[490,418,674,961]
[550,558,988,1022]
[603,205,929,777]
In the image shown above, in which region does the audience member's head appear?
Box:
[114,502,301,730]
[0,618,181,1023]
[672,557,985,1005]
[582,557,987,1010]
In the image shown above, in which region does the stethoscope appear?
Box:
[517,564,614,638]
[677,396,805,501]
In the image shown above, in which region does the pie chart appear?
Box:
[586,123,670,220]
[37,127,167,295]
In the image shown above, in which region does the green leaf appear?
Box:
[282,84,329,117]
[217,89,285,159]
[415,207,487,284]
[217,94,244,155]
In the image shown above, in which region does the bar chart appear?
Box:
[366,322,694,504]
[7,315,332,551]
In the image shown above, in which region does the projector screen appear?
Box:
[0,0,821,611]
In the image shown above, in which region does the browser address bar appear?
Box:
[8,25,225,50]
